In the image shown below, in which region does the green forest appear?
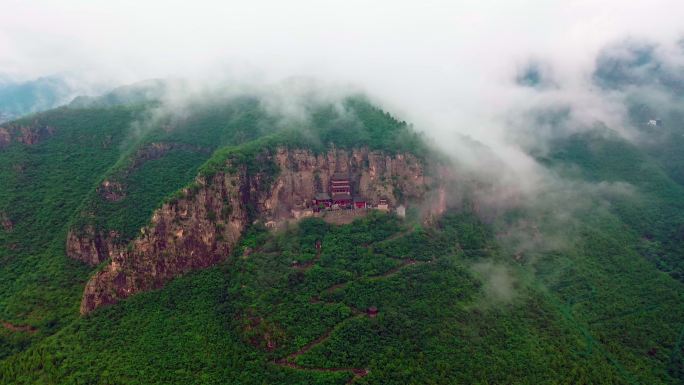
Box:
[0,89,683,385]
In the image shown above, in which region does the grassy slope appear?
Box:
[0,97,282,359]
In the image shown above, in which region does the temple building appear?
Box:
[312,192,332,209]
[330,173,352,206]
[312,173,385,212]
[377,198,389,211]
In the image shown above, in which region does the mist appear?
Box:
[3,1,682,168]
[3,1,684,293]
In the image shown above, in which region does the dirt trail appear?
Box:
[321,259,425,297]
[370,259,422,280]
[378,229,412,244]
[273,232,427,383]
[1,320,37,334]
[278,314,364,362]
[277,361,369,384]
[274,314,367,383]
[325,281,349,294]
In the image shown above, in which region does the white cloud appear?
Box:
[1,0,682,184]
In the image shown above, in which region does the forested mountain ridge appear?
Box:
[0,76,82,123]
[0,82,683,384]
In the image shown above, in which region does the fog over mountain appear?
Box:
[3,0,684,291]
[4,0,684,268]
[2,3,684,384]
[2,1,682,159]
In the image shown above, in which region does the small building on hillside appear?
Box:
[647,119,662,127]
[332,193,352,207]
[331,173,351,193]
[311,173,371,212]
[377,198,389,211]
[367,306,379,318]
[396,204,406,218]
[312,192,332,210]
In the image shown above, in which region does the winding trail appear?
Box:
[273,312,368,383]
[378,229,412,244]
[272,233,429,384]
[1,320,37,334]
[277,361,369,385]
[369,259,422,280]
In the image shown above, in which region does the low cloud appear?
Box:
[471,261,519,304]
[2,2,683,291]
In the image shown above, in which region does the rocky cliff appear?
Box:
[80,147,437,314]
[0,121,54,148]
[66,227,122,266]
[1,212,13,232]
[262,147,429,221]
[66,141,213,267]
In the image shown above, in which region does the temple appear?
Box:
[311,172,396,214]
[312,173,372,211]
[330,173,352,206]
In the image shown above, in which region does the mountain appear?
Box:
[0,76,89,123]
[0,81,683,385]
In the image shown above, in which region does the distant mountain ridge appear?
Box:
[0,76,83,122]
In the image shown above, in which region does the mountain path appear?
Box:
[272,233,429,384]
[1,320,37,334]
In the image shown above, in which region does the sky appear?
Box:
[1,0,683,183]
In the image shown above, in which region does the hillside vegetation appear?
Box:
[0,92,427,362]
[0,89,683,384]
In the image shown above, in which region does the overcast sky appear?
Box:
[2,1,683,183]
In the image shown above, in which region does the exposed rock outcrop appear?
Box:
[80,147,442,314]
[66,141,212,264]
[66,227,122,266]
[264,147,429,222]
[129,142,209,170]
[80,162,254,314]
[99,180,126,202]
[0,128,10,148]
[1,212,13,232]
[0,122,55,148]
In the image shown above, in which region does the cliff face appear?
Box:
[66,141,213,266]
[0,122,54,148]
[80,147,435,314]
[0,128,10,148]
[66,227,122,266]
[263,147,428,221]
[80,164,252,314]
